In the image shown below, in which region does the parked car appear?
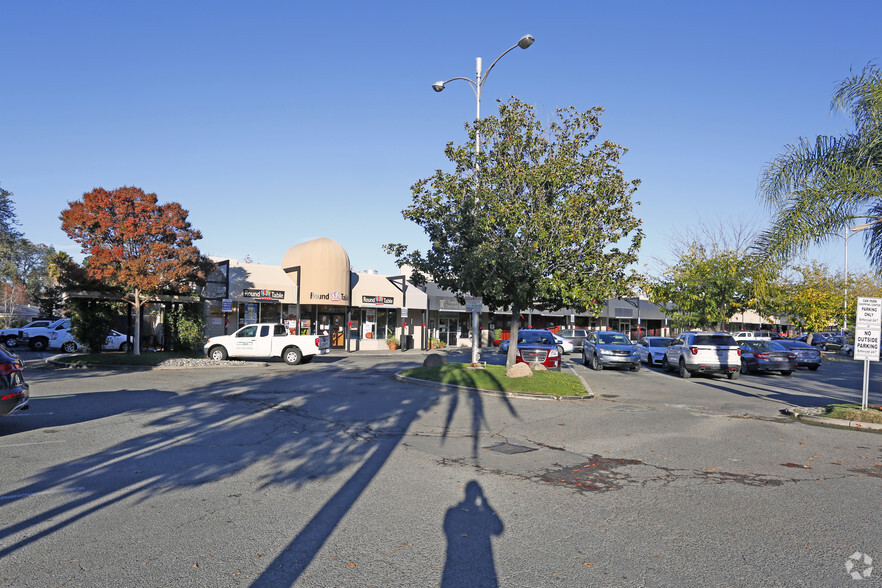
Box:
[0,319,55,347]
[663,332,741,379]
[0,343,29,417]
[558,328,589,351]
[636,336,674,366]
[49,328,133,353]
[816,336,852,354]
[552,333,574,355]
[776,340,822,370]
[737,340,797,376]
[733,330,774,341]
[503,329,561,370]
[582,330,641,371]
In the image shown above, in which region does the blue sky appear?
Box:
[3,1,880,277]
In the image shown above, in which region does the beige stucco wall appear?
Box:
[281,238,351,307]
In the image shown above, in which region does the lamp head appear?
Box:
[518,34,535,49]
[432,81,446,92]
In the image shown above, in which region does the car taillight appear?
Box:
[315,338,321,346]
[787,353,797,360]
[689,346,698,355]
[736,349,741,356]
[755,353,769,360]
[0,363,19,376]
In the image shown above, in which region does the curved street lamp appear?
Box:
[432,34,534,365]
[432,34,534,156]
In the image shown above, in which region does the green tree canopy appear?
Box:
[646,244,772,331]
[757,64,882,268]
[386,98,643,366]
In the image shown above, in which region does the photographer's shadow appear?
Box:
[442,481,504,588]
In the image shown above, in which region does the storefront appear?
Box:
[204,238,427,351]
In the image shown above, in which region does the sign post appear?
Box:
[854,297,881,410]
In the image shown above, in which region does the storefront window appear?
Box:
[377,308,398,340]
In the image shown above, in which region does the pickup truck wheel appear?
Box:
[678,358,691,379]
[4,336,16,347]
[30,338,48,352]
[61,341,78,353]
[208,346,228,361]
[284,347,302,365]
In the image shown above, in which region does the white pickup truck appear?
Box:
[1,319,54,347]
[204,323,330,365]
[19,318,72,351]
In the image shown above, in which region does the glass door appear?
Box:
[438,317,458,346]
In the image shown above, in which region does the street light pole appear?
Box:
[432,34,534,365]
[833,221,878,335]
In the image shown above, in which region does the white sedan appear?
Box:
[552,333,575,354]
[49,328,133,353]
[637,336,675,366]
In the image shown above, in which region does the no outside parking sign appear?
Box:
[854,297,881,362]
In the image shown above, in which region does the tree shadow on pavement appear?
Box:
[0,356,518,586]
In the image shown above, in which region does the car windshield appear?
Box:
[649,337,674,347]
[693,335,736,346]
[598,333,631,345]
[519,332,554,345]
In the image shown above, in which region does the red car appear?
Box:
[511,329,562,370]
[0,344,29,417]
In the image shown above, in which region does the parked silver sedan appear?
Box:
[636,336,674,366]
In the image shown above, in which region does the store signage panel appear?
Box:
[438,298,466,311]
[243,288,286,300]
[309,291,348,302]
[362,295,394,306]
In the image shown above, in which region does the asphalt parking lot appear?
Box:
[1,348,880,586]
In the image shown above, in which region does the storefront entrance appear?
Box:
[319,312,347,348]
[438,317,458,346]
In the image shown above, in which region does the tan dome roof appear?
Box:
[281,238,351,306]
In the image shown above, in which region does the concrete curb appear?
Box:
[394,368,594,401]
[784,407,882,431]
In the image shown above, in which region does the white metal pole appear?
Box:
[842,229,851,337]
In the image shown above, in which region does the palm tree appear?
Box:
[756,64,882,268]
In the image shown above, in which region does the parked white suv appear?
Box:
[663,331,741,379]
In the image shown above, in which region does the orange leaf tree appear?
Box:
[60,186,206,354]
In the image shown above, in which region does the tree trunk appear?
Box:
[133,288,142,355]
[506,301,522,369]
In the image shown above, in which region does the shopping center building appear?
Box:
[203,237,779,351]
